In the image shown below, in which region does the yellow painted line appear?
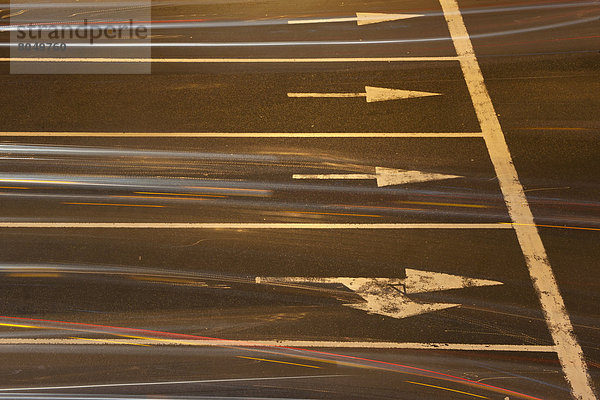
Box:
[503,222,600,232]
[70,337,151,347]
[62,202,165,208]
[0,323,40,329]
[288,211,381,218]
[237,356,321,369]
[405,380,488,399]
[135,192,226,198]
[6,273,61,278]
[398,201,489,209]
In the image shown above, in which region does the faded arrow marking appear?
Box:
[256,270,502,319]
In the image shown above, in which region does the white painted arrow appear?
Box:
[256,269,502,320]
[293,167,461,187]
[288,12,424,26]
[288,86,441,103]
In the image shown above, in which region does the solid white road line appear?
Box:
[440,0,596,398]
[0,338,556,352]
[0,132,484,137]
[0,223,512,229]
[0,375,344,392]
[0,56,458,63]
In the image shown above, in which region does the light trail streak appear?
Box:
[286,211,381,218]
[5,273,61,278]
[237,356,321,369]
[0,316,545,399]
[398,200,489,208]
[405,380,489,399]
[502,222,600,232]
[134,191,226,198]
[0,16,597,50]
[62,202,165,208]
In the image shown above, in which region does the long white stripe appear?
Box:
[0,223,511,229]
[1,56,457,63]
[292,174,375,180]
[287,92,364,98]
[288,17,357,24]
[439,0,596,398]
[0,338,556,352]
[0,375,343,392]
[0,132,483,138]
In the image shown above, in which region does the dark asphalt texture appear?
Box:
[0,0,598,398]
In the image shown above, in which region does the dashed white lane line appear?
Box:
[439,0,596,398]
[0,338,557,352]
[0,223,511,229]
[0,56,458,63]
[0,132,484,137]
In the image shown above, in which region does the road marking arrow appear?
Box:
[293,166,462,187]
[256,269,502,320]
[288,86,441,103]
[288,12,424,26]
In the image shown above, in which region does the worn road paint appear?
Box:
[256,270,502,319]
[440,0,596,397]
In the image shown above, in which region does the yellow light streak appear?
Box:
[237,356,321,369]
[130,276,208,286]
[62,202,164,208]
[135,192,225,198]
[503,222,600,232]
[405,380,488,399]
[398,201,489,209]
[0,179,77,185]
[0,323,39,329]
[288,211,381,218]
[6,273,61,278]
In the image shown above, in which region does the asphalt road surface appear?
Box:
[0,0,598,399]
